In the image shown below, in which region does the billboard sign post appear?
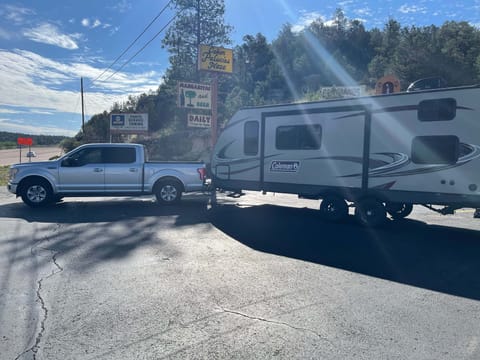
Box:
[197,45,233,146]
[17,137,33,163]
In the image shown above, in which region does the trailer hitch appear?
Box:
[226,191,245,198]
[421,204,460,215]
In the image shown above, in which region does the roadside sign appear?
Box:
[320,86,366,99]
[178,82,212,110]
[187,113,211,128]
[110,113,148,133]
[198,45,233,74]
[17,137,33,146]
[376,75,401,94]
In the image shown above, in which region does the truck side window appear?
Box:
[276,125,322,150]
[244,121,259,156]
[64,148,102,167]
[104,147,136,164]
[418,98,456,121]
[411,135,459,164]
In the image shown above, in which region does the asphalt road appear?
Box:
[1,189,480,359]
[0,147,62,166]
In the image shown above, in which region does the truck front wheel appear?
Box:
[21,179,52,207]
[155,180,182,205]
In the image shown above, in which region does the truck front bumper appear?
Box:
[7,182,18,195]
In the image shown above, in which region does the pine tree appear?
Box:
[162,0,232,82]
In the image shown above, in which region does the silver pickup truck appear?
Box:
[7,143,207,207]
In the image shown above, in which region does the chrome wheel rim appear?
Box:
[160,185,177,202]
[27,185,47,203]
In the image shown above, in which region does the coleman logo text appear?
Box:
[270,161,300,173]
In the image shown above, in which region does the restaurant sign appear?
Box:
[198,45,233,74]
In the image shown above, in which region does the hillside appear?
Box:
[0,131,67,149]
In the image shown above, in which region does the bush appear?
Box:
[0,166,9,186]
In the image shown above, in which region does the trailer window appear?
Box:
[244,121,259,155]
[276,125,322,150]
[418,98,456,121]
[411,135,459,164]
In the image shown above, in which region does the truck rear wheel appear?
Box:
[155,180,182,205]
[21,179,52,208]
[355,198,386,227]
[320,195,348,221]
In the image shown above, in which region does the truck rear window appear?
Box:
[103,147,136,164]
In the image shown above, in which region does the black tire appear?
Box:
[355,198,387,227]
[21,179,52,208]
[52,195,64,203]
[155,180,182,205]
[386,202,413,220]
[320,195,348,222]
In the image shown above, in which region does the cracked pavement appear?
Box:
[1,189,480,359]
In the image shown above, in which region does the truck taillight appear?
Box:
[197,168,206,181]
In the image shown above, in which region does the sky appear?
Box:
[0,0,479,137]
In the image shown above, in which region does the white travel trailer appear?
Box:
[211,85,480,226]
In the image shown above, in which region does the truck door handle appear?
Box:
[129,168,138,172]
[93,168,103,172]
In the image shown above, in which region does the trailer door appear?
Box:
[261,105,368,195]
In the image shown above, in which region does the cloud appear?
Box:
[354,7,372,17]
[0,49,162,134]
[292,11,324,32]
[0,118,75,136]
[23,23,80,50]
[111,0,132,13]
[82,18,109,30]
[398,4,427,14]
[0,107,54,115]
[1,4,35,25]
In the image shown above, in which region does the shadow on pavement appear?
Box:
[209,203,480,301]
[0,196,210,226]
[0,196,210,273]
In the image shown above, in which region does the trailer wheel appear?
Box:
[355,198,386,227]
[386,202,413,219]
[21,178,52,208]
[155,180,182,205]
[320,195,348,221]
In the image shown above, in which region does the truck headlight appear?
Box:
[8,168,19,181]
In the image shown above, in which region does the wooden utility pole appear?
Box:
[211,73,218,146]
[81,77,85,135]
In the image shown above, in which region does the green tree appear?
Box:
[437,21,480,85]
[162,0,232,82]
[368,19,401,80]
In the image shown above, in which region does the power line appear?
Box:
[90,0,173,85]
[97,15,177,84]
